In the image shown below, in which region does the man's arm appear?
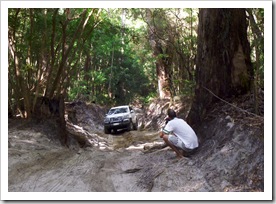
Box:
[160,126,171,138]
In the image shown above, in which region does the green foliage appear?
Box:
[92,70,107,85]
[10,8,261,111]
[65,9,156,105]
[68,69,108,102]
[246,8,264,90]
[140,92,158,104]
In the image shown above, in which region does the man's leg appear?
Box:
[162,135,183,158]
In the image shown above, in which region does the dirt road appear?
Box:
[8,119,215,193]
[8,99,264,193]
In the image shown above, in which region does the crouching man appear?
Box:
[160,109,199,158]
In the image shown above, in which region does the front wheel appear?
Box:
[127,121,133,131]
[133,120,138,130]
[104,127,111,134]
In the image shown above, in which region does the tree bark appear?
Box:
[44,8,59,99]
[145,9,171,99]
[187,8,253,126]
[8,9,31,118]
[246,8,264,115]
[58,94,68,146]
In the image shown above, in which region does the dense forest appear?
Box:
[8,8,263,122]
[8,8,264,142]
[6,7,269,194]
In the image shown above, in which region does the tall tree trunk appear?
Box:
[108,42,114,99]
[33,9,49,113]
[8,9,31,118]
[156,49,171,99]
[146,9,171,99]
[187,8,253,126]
[49,9,94,98]
[58,92,68,147]
[44,9,59,98]
[246,8,264,115]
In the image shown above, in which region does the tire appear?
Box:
[133,120,138,130]
[127,121,133,131]
[104,127,111,134]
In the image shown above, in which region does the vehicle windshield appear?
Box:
[107,107,128,115]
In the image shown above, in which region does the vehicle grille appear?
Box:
[110,117,122,123]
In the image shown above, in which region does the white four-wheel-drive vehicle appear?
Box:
[104,105,138,134]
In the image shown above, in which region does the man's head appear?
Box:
[167,109,177,119]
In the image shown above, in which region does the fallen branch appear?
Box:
[143,141,167,151]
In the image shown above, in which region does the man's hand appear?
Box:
[160,132,164,138]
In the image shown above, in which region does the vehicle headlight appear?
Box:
[104,118,110,123]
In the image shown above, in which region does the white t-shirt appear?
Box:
[163,118,198,149]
